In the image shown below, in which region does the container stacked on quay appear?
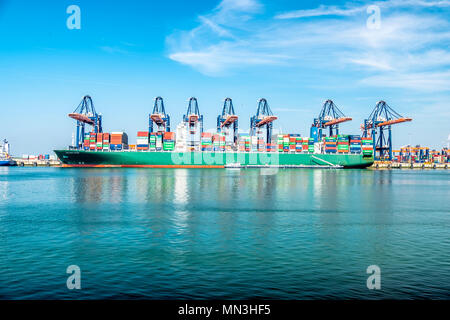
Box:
[393,146,449,164]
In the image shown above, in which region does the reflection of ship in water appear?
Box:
[0,139,15,166]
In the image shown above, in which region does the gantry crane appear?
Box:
[311,99,352,140]
[68,95,102,149]
[217,97,238,144]
[362,101,412,160]
[250,98,277,144]
[184,97,203,133]
[183,97,203,146]
[149,96,170,133]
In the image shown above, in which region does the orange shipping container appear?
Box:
[163,132,175,140]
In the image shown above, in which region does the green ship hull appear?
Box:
[54,150,374,169]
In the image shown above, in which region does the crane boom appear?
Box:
[377,118,412,127]
[324,117,352,127]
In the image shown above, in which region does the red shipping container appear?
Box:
[137,131,149,137]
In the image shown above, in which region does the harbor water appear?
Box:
[0,167,449,299]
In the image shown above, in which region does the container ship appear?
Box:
[55,96,375,169]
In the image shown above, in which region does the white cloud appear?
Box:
[275,4,363,19]
[275,0,450,19]
[217,0,261,13]
[166,0,450,91]
[360,71,450,91]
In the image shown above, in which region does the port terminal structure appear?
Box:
[362,101,412,161]
[68,95,103,150]
[217,97,239,145]
[250,98,277,144]
[311,99,352,142]
[67,95,415,163]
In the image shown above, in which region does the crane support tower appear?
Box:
[250,98,277,144]
[183,97,203,148]
[217,97,238,144]
[311,99,352,141]
[362,100,412,161]
[184,97,203,133]
[149,96,170,133]
[68,95,103,150]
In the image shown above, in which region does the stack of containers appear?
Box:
[361,137,374,156]
[220,133,226,151]
[89,132,96,150]
[282,135,289,152]
[289,135,296,152]
[96,133,103,150]
[238,135,250,152]
[302,138,309,152]
[324,136,337,153]
[295,136,302,152]
[308,138,314,153]
[257,137,265,152]
[277,134,284,152]
[163,132,175,151]
[249,136,257,152]
[337,135,349,153]
[110,132,128,151]
[266,143,276,152]
[149,132,157,151]
[103,133,110,151]
[212,133,225,151]
[156,132,163,151]
[84,133,90,150]
[349,135,361,153]
[201,132,212,151]
[238,139,245,152]
[137,131,149,151]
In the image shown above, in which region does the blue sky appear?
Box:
[0,0,449,155]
